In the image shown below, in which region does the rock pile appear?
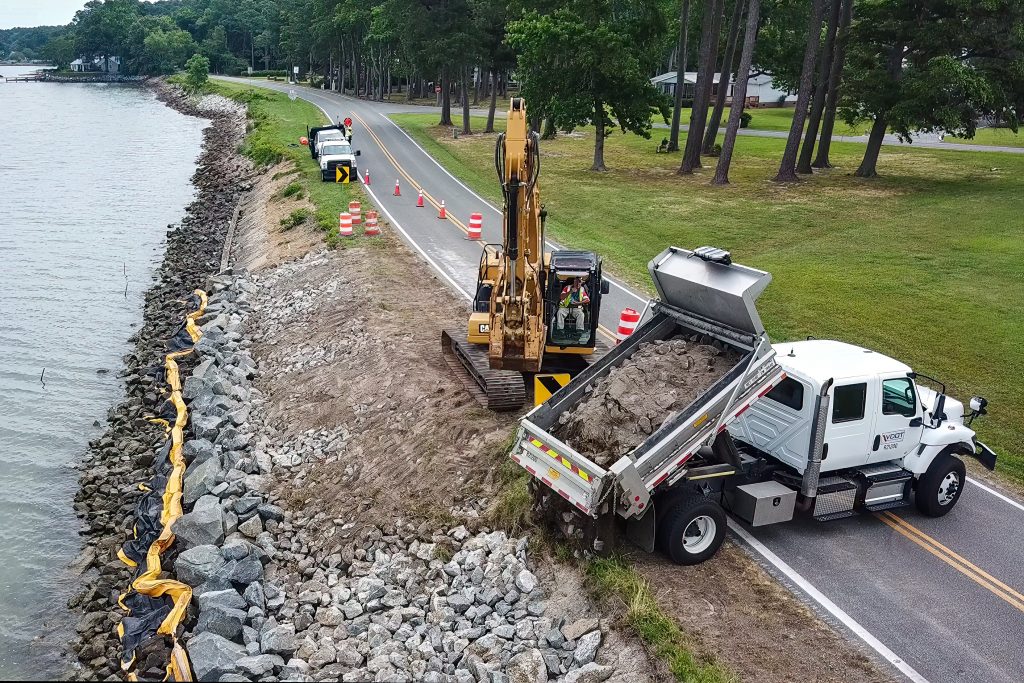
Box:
[557,337,739,466]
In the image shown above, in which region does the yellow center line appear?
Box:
[876,511,1024,613]
[349,109,619,344]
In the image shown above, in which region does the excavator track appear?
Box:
[441,329,526,411]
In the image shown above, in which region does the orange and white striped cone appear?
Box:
[349,200,361,225]
[364,210,380,236]
[393,179,401,196]
[467,212,483,240]
[616,308,641,343]
[438,200,447,219]
[364,169,370,185]
[338,212,353,238]
[416,190,424,207]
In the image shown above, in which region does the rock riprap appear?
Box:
[556,337,739,466]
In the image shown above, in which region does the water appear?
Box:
[0,66,207,679]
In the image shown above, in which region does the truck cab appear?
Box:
[730,339,996,519]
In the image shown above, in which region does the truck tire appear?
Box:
[915,451,966,517]
[661,495,727,565]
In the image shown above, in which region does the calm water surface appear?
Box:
[0,65,207,679]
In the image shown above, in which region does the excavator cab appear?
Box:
[545,251,608,349]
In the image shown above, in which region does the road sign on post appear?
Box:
[288,89,297,101]
[335,166,350,184]
[435,85,441,93]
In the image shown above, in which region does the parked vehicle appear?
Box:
[510,246,997,564]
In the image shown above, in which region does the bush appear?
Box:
[280,182,304,199]
[740,111,752,128]
[279,208,311,230]
[182,53,210,94]
[237,68,289,78]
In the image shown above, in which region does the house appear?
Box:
[651,71,797,107]
[69,55,122,73]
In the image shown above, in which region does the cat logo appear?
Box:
[478,323,490,333]
[335,166,350,184]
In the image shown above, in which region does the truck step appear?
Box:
[865,499,911,513]
[859,463,913,483]
[814,509,858,522]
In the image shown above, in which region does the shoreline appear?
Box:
[66,79,250,681]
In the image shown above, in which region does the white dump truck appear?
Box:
[511,246,997,564]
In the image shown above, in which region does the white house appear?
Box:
[69,55,121,73]
[651,71,797,107]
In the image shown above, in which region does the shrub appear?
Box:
[280,208,311,230]
[740,111,752,129]
[182,54,210,94]
[237,68,289,78]
[280,182,304,199]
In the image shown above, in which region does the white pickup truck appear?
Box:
[511,246,997,565]
[316,139,360,182]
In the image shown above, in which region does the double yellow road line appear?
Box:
[877,510,1024,613]
[349,108,620,343]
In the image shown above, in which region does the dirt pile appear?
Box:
[556,337,738,466]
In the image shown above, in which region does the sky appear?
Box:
[3,1,96,29]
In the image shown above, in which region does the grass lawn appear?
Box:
[393,112,1024,484]
[950,127,1024,148]
[206,77,357,243]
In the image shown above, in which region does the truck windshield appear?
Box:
[322,144,351,156]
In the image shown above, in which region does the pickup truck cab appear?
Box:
[317,140,360,182]
[730,339,996,518]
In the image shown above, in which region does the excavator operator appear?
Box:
[557,276,590,334]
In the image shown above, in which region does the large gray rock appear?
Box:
[257,503,285,522]
[236,654,284,677]
[198,589,247,612]
[192,414,224,442]
[243,582,266,610]
[238,514,263,538]
[197,604,246,640]
[183,455,223,506]
[175,545,226,587]
[173,496,225,548]
[572,631,602,667]
[187,631,246,682]
[260,624,298,656]
[562,618,600,642]
[565,663,614,683]
[514,570,538,594]
[230,556,264,585]
[183,439,218,467]
[334,641,363,668]
[507,649,546,683]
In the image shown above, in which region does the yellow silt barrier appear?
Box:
[115,289,209,682]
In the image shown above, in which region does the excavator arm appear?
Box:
[489,98,546,372]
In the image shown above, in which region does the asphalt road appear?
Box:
[217,78,1024,683]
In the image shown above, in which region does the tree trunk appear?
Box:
[592,99,607,171]
[714,0,762,185]
[462,66,472,134]
[668,0,691,152]
[407,70,415,101]
[473,66,481,105]
[797,0,840,173]
[773,0,825,182]
[855,44,903,178]
[485,69,498,133]
[703,0,745,155]
[351,49,358,97]
[542,117,557,139]
[440,69,453,126]
[680,0,725,174]
[813,0,854,168]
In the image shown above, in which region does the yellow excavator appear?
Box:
[441,98,609,410]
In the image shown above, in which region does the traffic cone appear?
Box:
[438,200,447,219]
[364,169,371,185]
[393,179,401,196]
[364,211,380,236]
[416,190,424,208]
[467,212,482,240]
[616,308,641,343]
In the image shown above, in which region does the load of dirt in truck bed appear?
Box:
[557,336,739,466]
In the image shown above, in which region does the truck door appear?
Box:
[822,378,877,470]
[866,375,923,465]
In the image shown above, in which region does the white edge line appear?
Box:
[728,520,929,683]
[967,477,1024,512]
[301,97,474,303]
[381,113,648,306]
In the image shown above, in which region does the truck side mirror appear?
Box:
[909,417,923,427]
[601,279,610,295]
[355,150,361,156]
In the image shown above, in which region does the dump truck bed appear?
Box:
[510,247,785,519]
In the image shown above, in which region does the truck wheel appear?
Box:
[915,452,966,517]
[662,496,727,565]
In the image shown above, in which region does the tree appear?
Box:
[667,0,692,152]
[714,0,762,184]
[703,0,746,155]
[142,28,198,74]
[509,0,670,171]
[797,0,840,173]
[183,53,210,93]
[41,35,76,68]
[469,0,515,133]
[679,0,724,174]
[812,0,854,168]
[773,0,824,182]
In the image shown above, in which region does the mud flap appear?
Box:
[973,441,997,471]
[625,503,656,553]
